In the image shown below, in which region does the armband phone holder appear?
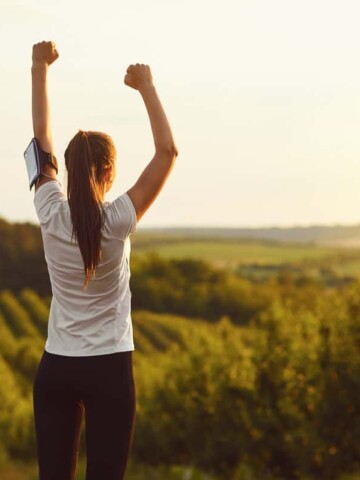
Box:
[24,138,58,190]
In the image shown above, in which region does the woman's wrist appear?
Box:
[32,60,48,72]
[139,83,156,97]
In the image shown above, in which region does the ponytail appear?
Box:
[65,130,115,289]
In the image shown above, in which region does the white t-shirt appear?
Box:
[34,180,137,356]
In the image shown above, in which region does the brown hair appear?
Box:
[65,130,116,289]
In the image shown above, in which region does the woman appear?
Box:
[30,41,178,480]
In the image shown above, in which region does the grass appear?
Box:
[331,259,360,277]
[2,458,360,480]
[0,457,217,480]
[133,240,345,267]
[132,238,360,279]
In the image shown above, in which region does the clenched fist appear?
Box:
[32,41,59,66]
[124,63,153,92]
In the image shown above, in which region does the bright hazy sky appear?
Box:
[2,0,360,228]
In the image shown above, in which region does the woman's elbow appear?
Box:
[168,143,179,159]
[159,144,179,161]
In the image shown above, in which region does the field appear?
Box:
[134,239,337,264]
[132,232,360,278]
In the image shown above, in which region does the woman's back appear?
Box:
[34,180,137,356]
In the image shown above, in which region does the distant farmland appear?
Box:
[132,230,360,278]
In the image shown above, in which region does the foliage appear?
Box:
[0,290,39,338]
[0,354,35,462]
[18,289,49,338]
[0,278,359,478]
[0,312,17,362]
[130,252,273,324]
[0,218,50,295]
[131,293,360,480]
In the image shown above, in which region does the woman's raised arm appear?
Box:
[31,41,59,190]
[124,64,178,223]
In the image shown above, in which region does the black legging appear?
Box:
[33,349,136,480]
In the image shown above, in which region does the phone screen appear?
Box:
[24,139,40,189]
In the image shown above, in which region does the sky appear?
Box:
[2,0,360,228]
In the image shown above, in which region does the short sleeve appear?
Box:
[107,192,137,240]
[34,180,65,224]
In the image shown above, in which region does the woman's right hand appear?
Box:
[124,64,154,92]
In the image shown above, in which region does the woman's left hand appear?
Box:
[32,41,59,66]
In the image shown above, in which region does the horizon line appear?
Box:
[2,215,360,231]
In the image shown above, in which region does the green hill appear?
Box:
[0,287,360,480]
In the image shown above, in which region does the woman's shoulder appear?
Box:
[34,179,66,224]
[103,192,137,239]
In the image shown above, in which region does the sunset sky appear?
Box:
[2,0,360,228]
